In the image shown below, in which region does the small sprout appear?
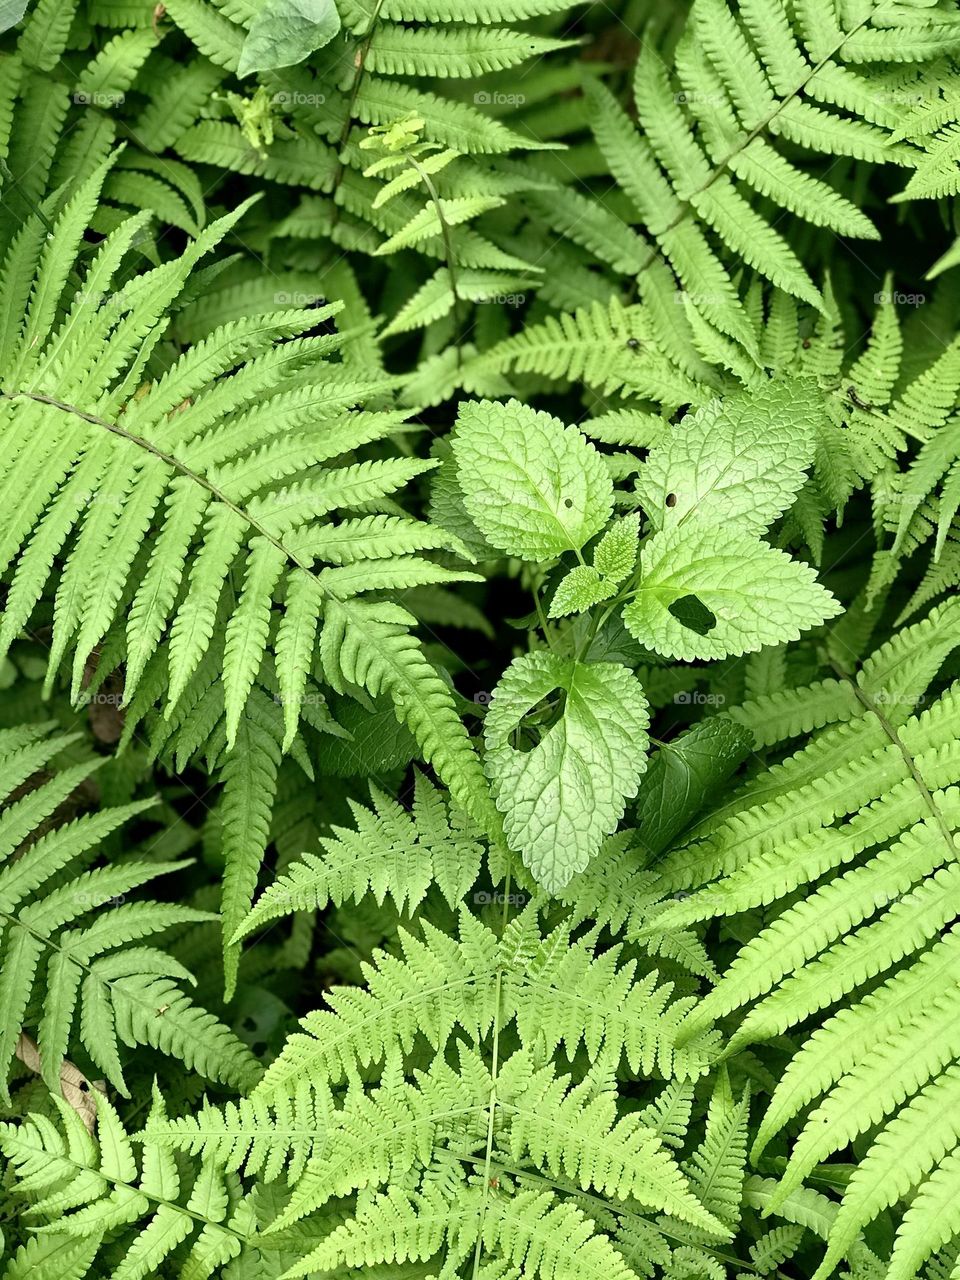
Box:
[360,114,426,155]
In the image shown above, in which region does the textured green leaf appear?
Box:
[313,694,416,778]
[623,522,841,661]
[0,0,27,34]
[484,653,650,892]
[633,719,754,858]
[635,380,820,535]
[548,565,614,619]
[452,398,613,561]
[238,0,341,77]
[593,514,640,583]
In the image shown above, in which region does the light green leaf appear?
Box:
[593,513,640,583]
[548,565,614,619]
[0,0,27,34]
[623,522,841,661]
[452,398,613,561]
[238,0,341,78]
[484,653,650,893]
[635,380,821,535]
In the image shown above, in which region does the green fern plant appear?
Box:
[0,152,501,984]
[6,1,960,1277]
[0,721,258,1099]
[646,597,960,1279]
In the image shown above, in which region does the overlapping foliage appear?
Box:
[2,1,960,1277]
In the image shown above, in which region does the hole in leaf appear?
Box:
[512,694,559,752]
[563,497,573,509]
[665,492,677,507]
[79,1080,89,1092]
[668,594,717,636]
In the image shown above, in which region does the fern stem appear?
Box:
[532,582,557,651]
[470,868,512,1277]
[328,0,388,233]
[5,1114,255,1238]
[0,388,315,573]
[833,663,958,857]
[406,154,465,367]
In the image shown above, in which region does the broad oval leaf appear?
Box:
[452,398,613,562]
[623,522,841,661]
[484,652,650,893]
[238,0,342,78]
[634,379,821,535]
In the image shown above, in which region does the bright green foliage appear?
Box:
[583,0,952,341]
[0,151,497,950]
[484,652,650,891]
[648,598,960,1277]
[624,522,841,661]
[0,724,259,1099]
[4,1,960,1278]
[237,0,342,79]
[453,398,614,561]
[0,1089,258,1278]
[0,166,472,748]
[634,381,821,536]
[142,905,724,1272]
[234,771,484,937]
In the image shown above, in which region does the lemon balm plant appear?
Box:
[3,1,960,1278]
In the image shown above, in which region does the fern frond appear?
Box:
[0,159,493,845]
[237,773,483,941]
[658,616,960,1273]
[0,1090,255,1279]
[0,723,259,1098]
